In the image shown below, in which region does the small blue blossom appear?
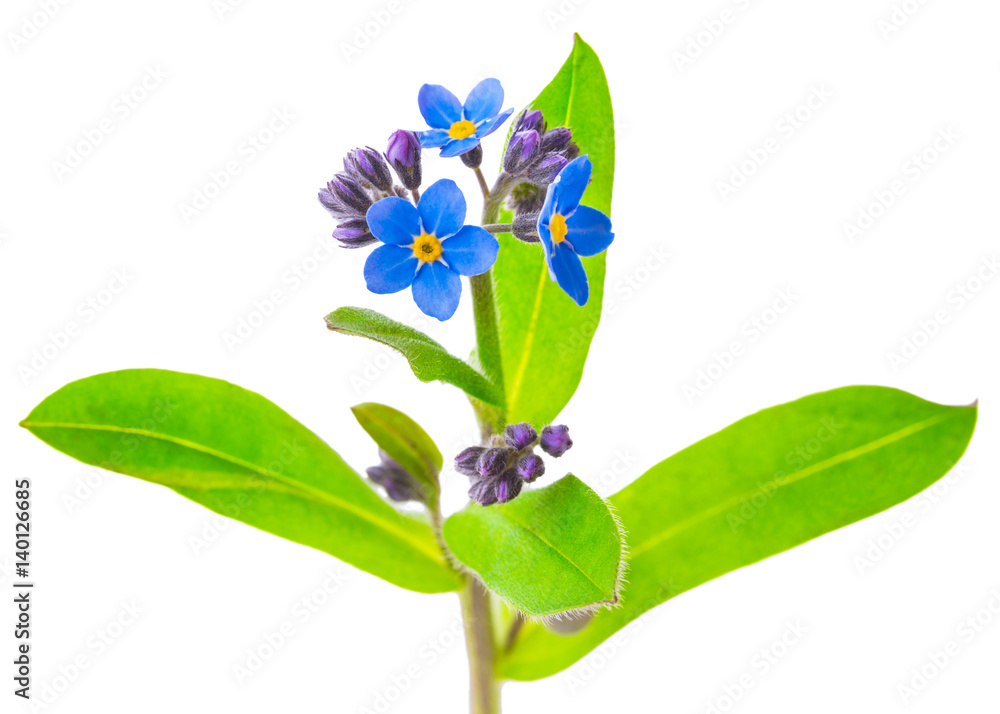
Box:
[417,79,514,158]
[537,155,615,306]
[364,179,499,320]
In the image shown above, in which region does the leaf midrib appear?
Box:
[22,419,446,564]
[626,410,959,559]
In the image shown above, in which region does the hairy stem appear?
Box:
[483,223,513,234]
[459,577,501,714]
[473,166,491,200]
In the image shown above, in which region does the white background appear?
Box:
[2,0,998,712]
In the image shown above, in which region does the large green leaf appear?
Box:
[351,402,442,506]
[500,387,977,679]
[444,475,624,617]
[493,34,615,428]
[326,306,502,406]
[20,369,461,594]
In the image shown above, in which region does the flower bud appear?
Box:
[540,425,573,457]
[455,446,487,477]
[346,147,393,193]
[516,454,545,482]
[495,472,523,503]
[460,143,483,169]
[527,155,568,185]
[469,475,499,506]
[503,131,541,174]
[386,130,422,191]
[512,109,545,136]
[366,451,423,503]
[512,213,540,244]
[504,422,537,450]
[540,127,575,155]
[332,217,377,249]
[326,173,373,215]
[477,447,511,478]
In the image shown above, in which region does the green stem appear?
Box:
[459,577,501,714]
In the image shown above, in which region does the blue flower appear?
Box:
[537,155,615,306]
[364,179,499,320]
[417,79,514,158]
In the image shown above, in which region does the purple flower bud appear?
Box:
[527,155,568,185]
[366,452,423,503]
[503,131,541,174]
[455,446,487,477]
[516,454,545,482]
[540,127,574,155]
[346,147,393,193]
[504,422,537,450]
[386,130,422,191]
[540,425,573,457]
[512,109,545,136]
[326,173,373,215]
[495,472,523,503]
[332,216,376,248]
[469,475,499,506]
[477,447,511,478]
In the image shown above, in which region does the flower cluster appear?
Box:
[455,423,573,505]
[317,76,614,317]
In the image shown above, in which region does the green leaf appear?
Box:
[500,387,977,679]
[325,306,503,407]
[351,402,442,506]
[493,34,615,428]
[20,369,461,594]
[443,475,624,617]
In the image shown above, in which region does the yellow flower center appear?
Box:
[412,233,443,263]
[549,213,568,244]
[448,119,477,140]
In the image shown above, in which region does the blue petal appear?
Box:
[411,261,462,320]
[418,129,450,148]
[463,78,504,124]
[418,84,462,129]
[418,179,466,239]
[551,154,593,215]
[537,182,558,241]
[364,245,418,294]
[441,225,499,276]
[439,137,481,158]
[547,243,589,306]
[565,205,614,257]
[474,107,515,139]
[366,197,420,245]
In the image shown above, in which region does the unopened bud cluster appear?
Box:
[454,423,573,505]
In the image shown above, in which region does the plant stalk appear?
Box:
[459,576,501,714]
